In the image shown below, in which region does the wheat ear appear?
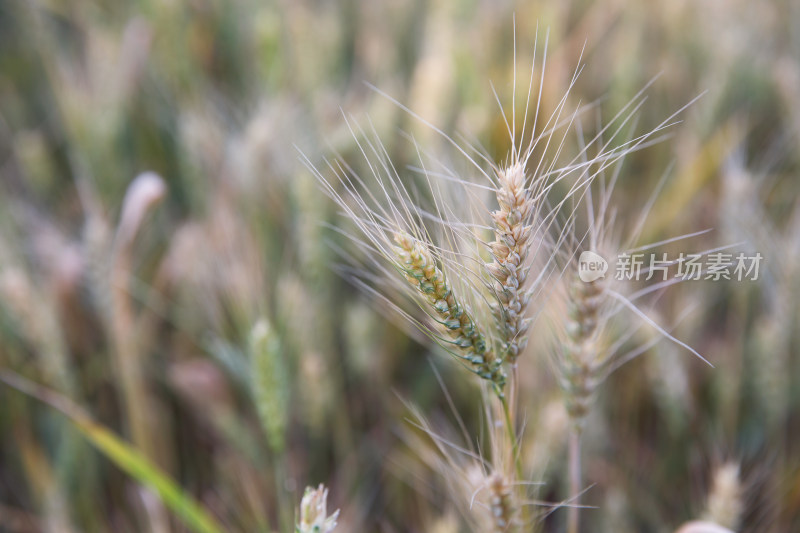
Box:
[561,274,604,428]
[487,162,535,364]
[393,231,506,390]
[488,472,517,533]
[249,318,289,455]
[704,462,743,531]
[561,272,605,533]
[296,484,339,533]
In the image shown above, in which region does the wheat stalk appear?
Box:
[302,25,706,533]
[556,178,712,533]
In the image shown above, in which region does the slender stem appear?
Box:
[498,378,531,530]
[499,393,523,482]
[274,456,293,532]
[567,428,581,533]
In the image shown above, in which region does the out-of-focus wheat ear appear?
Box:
[296,484,339,533]
[108,172,169,468]
[488,472,517,533]
[393,231,506,391]
[488,162,536,364]
[560,269,606,533]
[560,274,604,431]
[704,462,743,532]
[249,318,289,455]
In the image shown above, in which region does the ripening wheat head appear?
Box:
[400,393,526,532]
[303,113,509,392]
[301,29,697,395]
[550,128,714,429]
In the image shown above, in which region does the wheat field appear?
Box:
[0,1,798,532]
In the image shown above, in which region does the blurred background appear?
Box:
[0,0,798,531]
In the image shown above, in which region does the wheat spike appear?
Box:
[488,162,536,363]
[394,231,506,390]
[488,472,517,533]
[250,318,290,455]
[704,462,743,531]
[296,484,339,533]
[560,274,604,428]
